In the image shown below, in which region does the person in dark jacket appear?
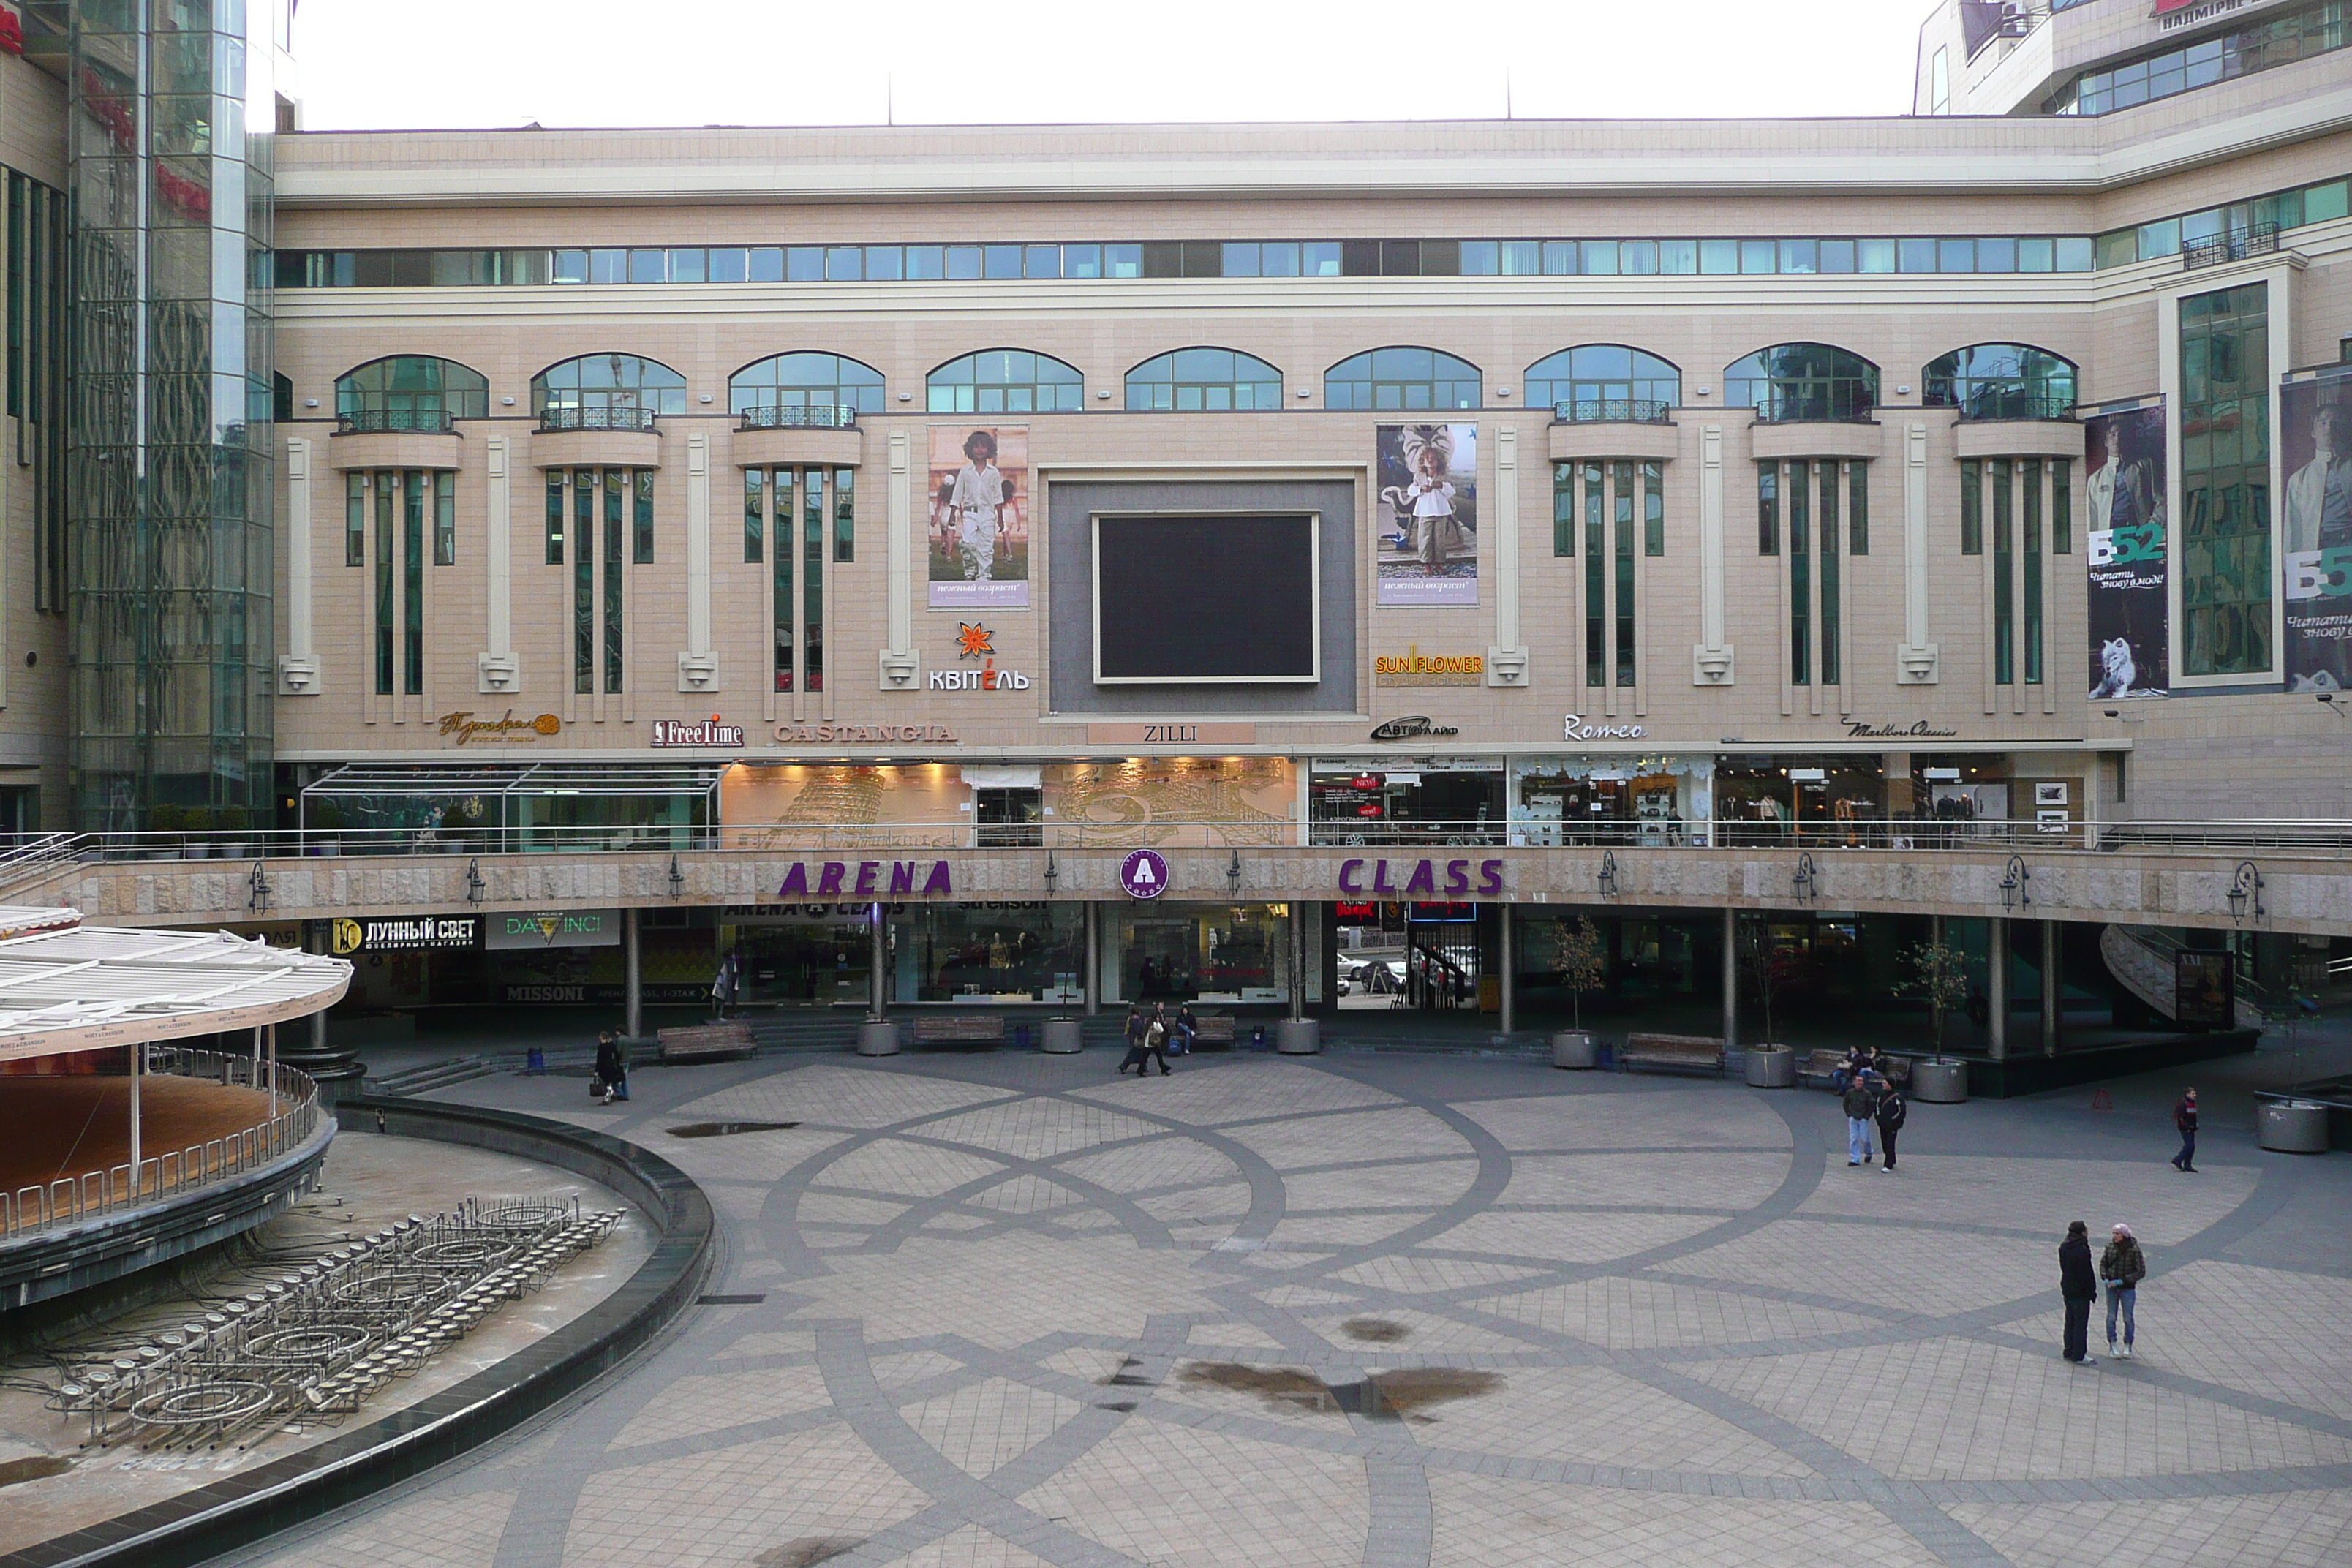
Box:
[1842,1076,1879,1166]
[1874,1083,1907,1172]
[1141,1003,1173,1076]
[2100,1221,2148,1358]
[1117,1005,1149,1075]
[2059,1220,2099,1365]
[1173,1003,1199,1056]
[2171,1088,2200,1172]
[594,1030,628,1104]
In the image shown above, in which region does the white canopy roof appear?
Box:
[0,908,353,1063]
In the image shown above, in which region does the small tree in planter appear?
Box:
[310,802,345,855]
[1740,919,1803,1049]
[1893,940,1970,1055]
[182,804,215,857]
[1554,916,1608,1030]
[218,804,251,856]
[148,802,186,856]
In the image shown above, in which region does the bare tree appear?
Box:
[1553,916,1607,1030]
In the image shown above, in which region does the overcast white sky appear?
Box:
[290,0,1946,131]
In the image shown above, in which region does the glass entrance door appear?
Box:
[736,918,872,1006]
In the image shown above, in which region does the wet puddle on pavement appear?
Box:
[668,1120,801,1139]
[1174,1360,1501,1422]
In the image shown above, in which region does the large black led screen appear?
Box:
[1093,513,1321,682]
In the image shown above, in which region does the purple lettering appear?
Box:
[889,862,918,894]
[816,862,847,895]
[777,863,810,897]
[1403,860,1436,897]
[1444,859,1470,895]
[854,861,881,895]
[1338,859,1365,895]
[1373,860,1396,894]
[1477,859,1505,896]
[921,860,954,896]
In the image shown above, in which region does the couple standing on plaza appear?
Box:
[2059,1218,2149,1364]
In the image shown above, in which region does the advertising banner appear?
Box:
[928,425,1028,608]
[2084,403,2170,698]
[2280,370,2352,691]
[485,909,622,950]
[1376,423,1478,606]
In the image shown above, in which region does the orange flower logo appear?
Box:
[957,622,995,660]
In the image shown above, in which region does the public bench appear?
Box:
[1798,1049,1913,1090]
[658,1022,756,1064]
[1620,1033,1725,1077]
[912,1014,1008,1047]
[1188,1014,1237,1048]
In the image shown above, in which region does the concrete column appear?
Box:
[1987,915,2008,1060]
[2042,919,2060,1057]
[1487,424,1529,686]
[1084,902,1100,1017]
[1896,422,1937,685]
[127,1043,142,1199]
[1692,424,1733,685]
[870,903,887,1021]
[278,437,317,694]
[624,908,643,1041]
[1288,902,1305,1022]
[478,434,516,693]
[680,429,715,690]
[1498,903,1515,1036]
[1721,905,1738,1047]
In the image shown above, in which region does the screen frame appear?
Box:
[1090,508,1324,685]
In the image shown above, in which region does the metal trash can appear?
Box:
[1744,1045,1795,1088]
[1041,1019,1084,1055]
[1910,1058,1968,1104]
[856,1020,900,1057]
[1551,1031,1598,1070]
[1275,1019,1321,1055]
[2258,1098,2330,1154]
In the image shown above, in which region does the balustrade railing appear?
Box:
[737,404,859,431]
[537,404,660,433]
[1550,399,1674,425]
[335,408,456,434]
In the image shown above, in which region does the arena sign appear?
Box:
[774,860,954,897]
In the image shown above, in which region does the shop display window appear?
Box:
[1107,903,1291,1004]
[1510,756,1711,847]
[890,902,1085,1004]
[1310,764,1503,845]
[1713,756,1886,846]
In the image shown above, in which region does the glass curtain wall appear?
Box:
[750,467,853,691]
[545,467,648,696]
[2180,283,2274,678]
[56,0,279,828]
[1759,461,1863,686]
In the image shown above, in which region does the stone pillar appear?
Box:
[870,903,888,1021]
[127,1043,142,1194]
[280,1006,366,1106]
[1084,902,1101,1017]
[2041,919,2060,1057]
[478,434,517,693]
[1498,903,1515,1036]
[1987,916,2008,1060]
[1288,901,1305,1022]
[1896,421,1938,685]
[624,907,643,1041]
[1722,905,1739,1047]
[1692,423,1733,685]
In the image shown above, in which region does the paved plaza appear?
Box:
[241,1048,2352,1568]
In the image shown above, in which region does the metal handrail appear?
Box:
[737,404,859,431]
[536,404,660,433]
[1952,395,2078,423]
[1550,399,1673,425]
[2183,223,2280,271]
[335,408,457,434]
[0,1049,320,1241]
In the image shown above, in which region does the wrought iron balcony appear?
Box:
[1550,399,1673,425]
[2183,223,2280,271]
[538,405,660,434]
[336,407,456,434]
[737,404,859,431]
[1953,393,2078,423]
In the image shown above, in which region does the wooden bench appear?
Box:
[1799,1050,1913,1090]
[912,1014,1008,1047]
[1619,1033,1725,1077]
[1186,1015,1237,1048]
[658,1022,755,1064]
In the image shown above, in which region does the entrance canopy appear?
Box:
[0,907,352,1064]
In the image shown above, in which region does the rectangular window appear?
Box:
[346,472,366,566]
[804,467,826,694]
[1849,461,1869,555]
[1584,463,1605,686]
[6,173,21,418]
[1817,460,1840,686]
[604,471,625,693]
[434,471,456,565]
[633,470,655,565]
[404,472,426,692]
[1552,461,1575,556]
[1757,462,1779,555]
[744,467,764,562]
[1788,461,1810,687]
[2179,282,2272,678]
[2050,458,2071,553]
[774,469,794,692]
[546,469,565,564]
[1613,461,1636,687]
[834,467,855,562]
[375,471,395,696]
[1960,459,1983,555]
[574,468,595,694]
[1991,457,2014,685]
[1643,461,1664,557]
[2022,458,2044,685]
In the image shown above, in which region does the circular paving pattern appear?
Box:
[250,1052,2352,1568]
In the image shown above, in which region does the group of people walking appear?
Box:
[1834,1045,1907,1170]
[1118,1002,1197,1077]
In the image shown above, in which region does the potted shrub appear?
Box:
[310,802,344,857]
[1550,915,1607,1069]
[148,802,186,858]
[218,804,250,859]
[183,804,215,858]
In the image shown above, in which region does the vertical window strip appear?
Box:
[433,471,456,565]
[744,467,764,562]
[1991,457,2015,685]
[833,467,855,562]
[1961,459,1983,555]
[1643,461,1664,557]
[2051,459,2072,553]
[1583,463,1605,685]
[1613,460,1636,687]
[1757,462,1779,555]
[1788,462,1811,687]
[403,471,426,693]
[804,468,826,693]
[774,469,795,691]
[374,471,394,695]
[1849,459,1869,555]
[574,468,595,694]
[1552,461,1575,556]
[545,469,565,564]
[2022,459,2044,685]
[5,173,21,419]
[603,470,625,693]
[345,472,366,566]
[1818,460,1841,686]
[2178,283,2273,678]
[633,470,655,564]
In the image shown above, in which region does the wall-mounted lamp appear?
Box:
[1999,854,2030,910]
[897,391,913,402]
[303,397,319,409]
[668,853,685,897]
[502,395,516,407]
[1095,389,1111,399]
[698,392,713,404]
[1044,851,1059,896]
[1792,852,1817,902]
[1226,851,1243,896]
[2228,860,2265,923]
[465,856,486,903]
[1597,850,1619,897]
[247,861,271,913]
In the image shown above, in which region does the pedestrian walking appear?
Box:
[1874,1081,1907,1172]
[2171,1088,2200,1172]
[2100,1221,2146,1358]
[1842,1074,1879,1166]
[1117,1005,1150,1076]
[1142,1003,1173,1077]
[2059,1219,2099,1365]
[593,1030,629,1104]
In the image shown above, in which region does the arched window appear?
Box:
[927,349,1084,414]
[1923,343,2078,421]
[729,352,885,427]
[1723,343,1880,423]
[1125,347,1283,412]
[1524,344,1681,422]
[1324,347,1480,411]
[335,355,491,432]
[530,353,687,430]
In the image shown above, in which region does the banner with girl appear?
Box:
[1376,423,1478,606]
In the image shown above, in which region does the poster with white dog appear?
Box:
[2084,403,2168,698]
[2280,370,2352,692]
[1376,423,1478,606]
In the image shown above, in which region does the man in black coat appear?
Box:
[2171,1088,2199,1172]
[2059,1219,2099,1365]
[1874,1082,1907,1172]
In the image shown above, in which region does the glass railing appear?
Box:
[1949,393,2078,422]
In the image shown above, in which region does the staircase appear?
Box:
[0,832,88,904]
[2099,924,2267,1030]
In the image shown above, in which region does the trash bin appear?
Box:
[856,1021,900,1057]
[525,1046,546,1076]
[2258,1098,2329,1154]
[1250,1025,1270,1052]
[1744,1045,1795,1088]
[1012,1023,1032,1050]
[1041,1019,1084,1054]
[1910,1058,1968,1103]
[1551,1031,1598,1070]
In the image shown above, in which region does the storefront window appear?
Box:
[1311,764,1503,845]
[889,902,1085,1003]
[1714,755,1886,845]
[1510,756,1712,846]
[1108,903,1291,1004]
[1914,755,2013,839]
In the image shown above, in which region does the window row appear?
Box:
[334,342,2076,428]
[2049,2,2345,116]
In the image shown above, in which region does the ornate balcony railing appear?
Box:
[336,407,456,434]
[538,404,660,433]
[1953,394,2078,423]
[2183,223,2280,271]
[1550,399,1674,425]
[738,404,859,431]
